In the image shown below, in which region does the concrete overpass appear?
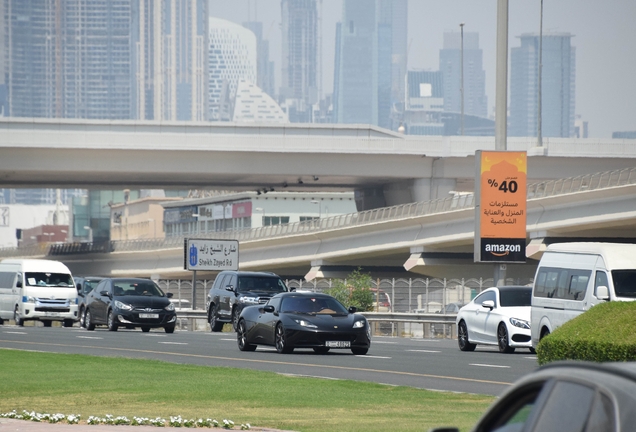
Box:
[4,167,636,282]
[2,117,636,209]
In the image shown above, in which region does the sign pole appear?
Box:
[191,270,197,310]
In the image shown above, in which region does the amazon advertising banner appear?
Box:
[474,150,527,263]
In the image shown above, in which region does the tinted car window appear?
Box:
[475,290,496,305]
[584,392,615,432]
[281,296,348,315]
[499,288,531,307]
[611,270,636,298]
[114,280,164,297]
[237,276,287,294]
[532,381,595,432]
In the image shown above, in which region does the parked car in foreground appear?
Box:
[431,361,636,432]
[74,276,104,328]
[84,278,176,333]
[206,270,290,332]
[456,286,533,353]
[236,292,371,355]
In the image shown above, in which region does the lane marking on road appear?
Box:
[0,339,513,387]
[220,338,236,341]
[3,331,27,335]
[77,336,103,340]
[406,350,440,353]
[357,355,392,359]
[525,356,538,360]
[159,342,188,345]
[470,363,511,369]
[371,341,398,344]
[143,334,167,337]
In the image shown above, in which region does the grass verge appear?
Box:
[0,349,493,432]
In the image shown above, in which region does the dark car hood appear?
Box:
[238,290,284,298]
[287,312,363,326]
[114,295,171,309]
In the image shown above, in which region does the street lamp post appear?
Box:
[537,0,544,147]
[460,22,465,136]
[310,200,322,220]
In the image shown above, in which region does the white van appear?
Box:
[0,259,78,327]
[531,242,636,348]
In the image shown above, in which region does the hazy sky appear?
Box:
[209,0,636,138]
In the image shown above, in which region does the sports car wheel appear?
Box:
[107,310,118,331]
[313,347,330,354]
[351,348,368,355]
[498,323,515,353]
[209,304,224,332]
[237,320,256,352]
[14,306,24,327]
[79,306,86,328]
[275,323,293,354]
[458,320,476,352]
[232,307,240,332]
[85,309,95,331]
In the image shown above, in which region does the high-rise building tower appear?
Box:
[510,33,576,138]
[333,0,407,128]
[439,31,488,119]
[280,0,318,123]
[208,17,257,121]
[242,21,276,99]
[3,0,134,119]
[134,0,208,121]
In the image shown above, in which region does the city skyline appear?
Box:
[209,0,636,138]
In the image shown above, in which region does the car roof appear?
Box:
[273,292,332,298]
[220,270,280,277]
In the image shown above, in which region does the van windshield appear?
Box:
[611,270,636,298]
[25,272,74,287]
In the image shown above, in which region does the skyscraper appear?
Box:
[3,0,134,119]
[510,33,576,138]
[134,0,208,121]
[242,21,276,99]
[280,0,318,123]
[334,0,407,128]
[208,17,257,121]
[439,31,488,119]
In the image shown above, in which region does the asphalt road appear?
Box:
[0,324,540,396]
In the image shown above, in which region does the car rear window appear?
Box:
[500,288,531,307]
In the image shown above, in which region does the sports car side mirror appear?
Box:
[263,305,275,313]
[348,306,357,313]
[482,300,495,310]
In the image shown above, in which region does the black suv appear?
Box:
[206,271,290,332]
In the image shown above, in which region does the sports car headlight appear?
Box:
[114,300,133,311]
[353,320,366,328]
[238,296,259,305]
[165,302,175,311]
[509,317,530,329]
[294,319,318,329]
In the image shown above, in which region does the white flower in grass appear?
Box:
[223,419,235,429]
[66,414,81,424]
[241,423,251,430]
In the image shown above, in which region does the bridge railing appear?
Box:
[1,166,635,257]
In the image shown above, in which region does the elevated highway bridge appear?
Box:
[3,167,636,282]
[2,117,636,209]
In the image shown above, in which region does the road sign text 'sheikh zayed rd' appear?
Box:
[474,151,527,263]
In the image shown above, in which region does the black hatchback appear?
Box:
[84,278,177,333]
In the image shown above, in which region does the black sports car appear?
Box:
[84,277,177,333]
[236,292,371,355]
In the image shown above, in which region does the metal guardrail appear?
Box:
[2,166,636,258]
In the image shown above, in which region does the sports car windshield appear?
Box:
[25,272,74,287]
[237,276,287,294]
[280,296,348,315]
[499,288,532,307]
[611,270,636,298]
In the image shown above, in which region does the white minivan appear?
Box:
[0,259,78,327]
[531,242,636,348]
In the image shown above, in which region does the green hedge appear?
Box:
[537,301,636,365]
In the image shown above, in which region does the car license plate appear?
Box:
[326,341,350,348]
[45,312,60,317]
[139,313,159,319]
